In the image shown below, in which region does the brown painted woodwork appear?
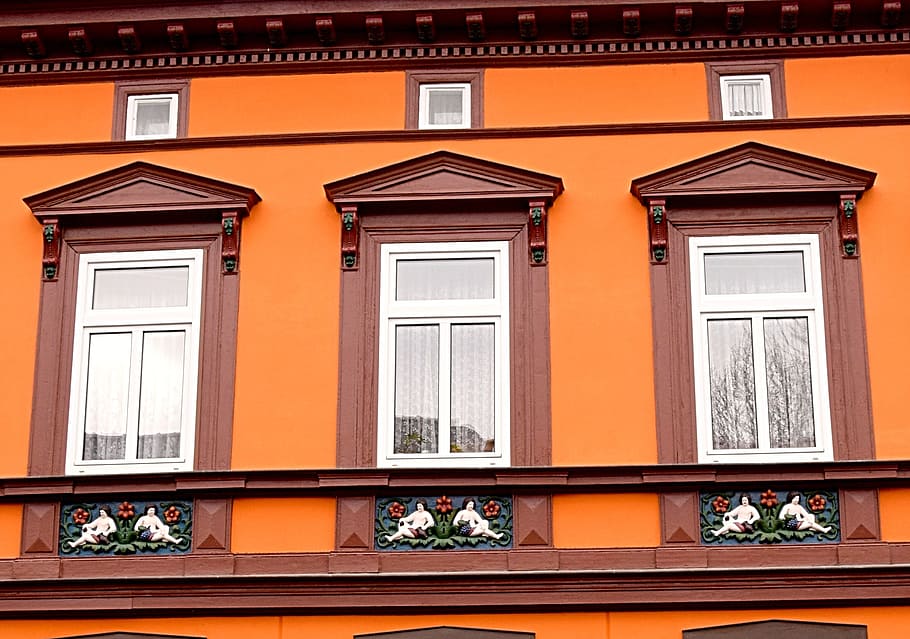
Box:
[167,24,189,51]
[365,16,385,45]
[780,2,800,31]
[193,498,232,553]
[416,14,435,43]
[518,12,538,40]
[51,633,205,639]
[67,28,91,56]
[117,26,141,54]
[647,199,667,263]
[404,69,484,130]
[20,30,45,58]
[112,79,190,141]
[726,4,745,32]
[21,502,58,555]
[265,20,287,48]
[527,201,548,266]
[315,17,336,45]
[882,1,902,26]
[514,495,551,547]
[840,489,881,541]
[340,205,360,270]
[356,628,535,639]
[631,142,876,464]
[675,7,694,35]
[833,2,853,29]
[220,211,241,273]
[325,151,562,468]
[466,13,486,41]
[660,492,700,544]
[622,9,642,37]
[683,620,867,639]
[216,22,238,48]
[41,219,61,280]
[336,496,374,551]
[705,60,787,120]
[24,162,260,476]
[570,10,589,38]
[839,194,860,257]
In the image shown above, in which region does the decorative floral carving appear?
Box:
[60,499,192,556]
[376,495,512,550]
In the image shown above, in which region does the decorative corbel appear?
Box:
[41,219,61,281]
[415,14,436,42]
[832,2,852,29]
[21,31,45,58]
[217,21,238,48]
[674,7,694,35]
[68,28,92,56]
[623,9,642,37]
[340,205,360,270]
[265,20,287,48]
[518,12,538,40]
[648,199,668,264]
[570,10,589,38]
[839,194,859,257]
[528,200,548,266]
[780,2,800,31]
[315,17,336,45]
[365,16,385,44]
[466,13,486,41]
[117,26,141,54]
[167,24,189,51]
[725,4,745,32]
[221,211,241,274]
[882,1,901,28]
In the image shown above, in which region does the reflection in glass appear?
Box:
[708,319,758,449]
[93,266,189,309]
[427,89,464,126]
[450,324,495,454]
[394,325,439,454]
[137,331,186,459]
[704,251,805,295]
[135,100,172,136]
[396,258,494,301]
[82,332,132,460]
[764,317,815,448]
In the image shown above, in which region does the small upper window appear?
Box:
[718,74,773,120]
[418,83,471,129]
[125,93,179,140]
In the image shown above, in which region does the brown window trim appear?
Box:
[405,69,483,129]
[325,151,563,468]
[24,161,260,475]
[705,60,787,120]
[112,78,190,140]
[631,142,876,463]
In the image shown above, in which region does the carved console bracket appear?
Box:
[340,205,360,270]
[839,194,859,257]
[648,199,668,264]
[41,219,61,280]
[221,211,241,273]
[528,200,548,265]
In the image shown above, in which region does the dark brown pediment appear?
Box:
[324,150,563,208]
[55,633,205,639]
[25,161,261,223]
[355,627,534,639]
[630,141,876,204]
[683,619,867,639]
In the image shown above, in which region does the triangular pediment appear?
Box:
[26,161,260,222]
[683,619,867,639]
[355,627,534,639]
[631,142,875,204]
[325,150,563,207]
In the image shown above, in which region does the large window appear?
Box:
[67,250,203,474]
[631,142,875,464]
[690,235,831,463]
[26,161,259,476]
[378,242,510,467]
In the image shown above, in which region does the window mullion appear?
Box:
[438,319,453,457]
[751,314,772,451]
[123,327,144,463]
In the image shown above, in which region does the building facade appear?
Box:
[1,1,909,638]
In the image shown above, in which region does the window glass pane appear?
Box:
[93,266,189,309]
[135,100,172,136]
[394,325,439,454]
[727,81,765,117]
[764,317,816,448]
[137,331,186,459]
[427,89,464,126]
[450,324,495,454]
[708,319,758,449]
[704,251,805,295]
[82,332,132,461]
[396,258,494,300]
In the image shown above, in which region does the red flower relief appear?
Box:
[435,496,453,515]
[163,506,181,524]
[387,502,406,519]
[72,508,89,525]
[482,500,501,519]
[117,502,135,520]
[808,494,827,512]
[711,496,730,514]
[760,490,779,508]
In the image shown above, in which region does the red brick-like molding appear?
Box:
[705,60,787,121]
[325,151,563,468]
[112,78,190,141]
[630,142,876,464]
[405,69,484,130]
[24,162,260,476]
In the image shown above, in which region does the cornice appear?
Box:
[0,1,907,83]
[4,460,910,500]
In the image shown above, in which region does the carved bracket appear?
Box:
[221,211,241,273]
[839,194,859,257]
[41,219,61,280]
[340,205,360,270]
[648,199,668,264]
[528,200,548,265]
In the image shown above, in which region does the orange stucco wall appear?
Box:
[553,494,660,548]
[0,83,112,144]
[231,498,335,552]
[0,505,22,557]
[878,489,910,541]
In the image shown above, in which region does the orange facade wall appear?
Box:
[786,54,910,117]
[1,116,909,472]
[553,494,660,548]
[0,83,112,144]
[878,489,910,541]
[0,505,22,557]
[232,498,335,552]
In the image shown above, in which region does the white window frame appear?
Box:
[689,234,831,463]
[417,82,471,130]
[719,73,773,120]
[124,93,179,140]
[377,241,510,468]
[65,249,203,475]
